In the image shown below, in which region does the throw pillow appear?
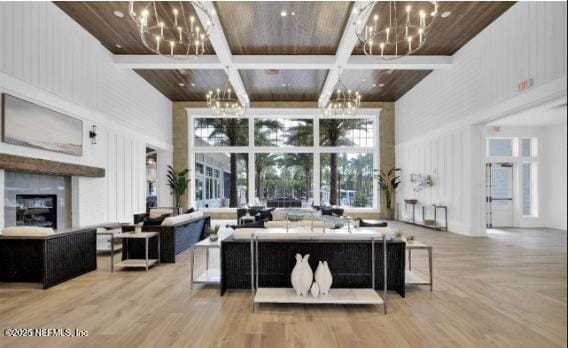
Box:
[144,214,170,226]
[184,207,195,214]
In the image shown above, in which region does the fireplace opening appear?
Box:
[16,194,58,228]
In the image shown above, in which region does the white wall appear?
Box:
[0,2,173,227]
[544,123,567,230]
[395,2,567,236]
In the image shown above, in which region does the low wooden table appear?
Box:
[405,240,433,291]
[111,232,160,272]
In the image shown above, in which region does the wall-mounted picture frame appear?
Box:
[1,93,83,156]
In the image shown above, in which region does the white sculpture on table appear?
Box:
[310,281,320,298]
[291,254,303,295]
[315,261,333,296]
[291,254,314,296]
[299,255,314,296]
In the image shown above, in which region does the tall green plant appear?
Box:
[374,168,401,210]
[167,165,191,210]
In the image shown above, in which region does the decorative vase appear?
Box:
[316,261,333,296]
[299,254,313,296]
[291,254,303,296]
[310,282,320,298]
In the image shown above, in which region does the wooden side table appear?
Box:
[111,232,160,272]
[190,229,232,289]
[405,241,433,291]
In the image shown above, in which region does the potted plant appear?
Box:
[166,165,191,214]
[374,167,401,220]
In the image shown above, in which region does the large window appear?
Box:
[320,153,373,208]
[194,152,248,208]
[190,111,379,210]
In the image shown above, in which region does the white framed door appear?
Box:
[486,163,514,227]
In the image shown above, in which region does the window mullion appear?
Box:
[248,116,255,205]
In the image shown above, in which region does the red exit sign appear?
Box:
[517,78,533,92]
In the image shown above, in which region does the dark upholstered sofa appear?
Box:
[220,236,407,297]
[123,215,210,263]
[0,223,122,289]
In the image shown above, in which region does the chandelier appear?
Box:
[354,1,438,60]
[321,71,361,117]
[129,1,213,59]
[206,80,246,118]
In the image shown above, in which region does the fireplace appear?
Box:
[16,195,58,228]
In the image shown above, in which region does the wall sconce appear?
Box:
[89,125,98,144]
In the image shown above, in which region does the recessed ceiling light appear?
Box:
[191,83,196,87]
[379,83,385,87]
[115,44,122,49]
[291,12,295,16]
[113,10,124,18]
[361,79,367,82]
[441,11,451,18]
[280,11,287,17]
[179,83,185,87]
[372,84,377,87]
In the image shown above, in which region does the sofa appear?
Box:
[236,206,273,222]
[220,234,406,297]
[0,223,123,289]
[123,213,210,263]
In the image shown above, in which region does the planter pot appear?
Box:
[383,208,395,221]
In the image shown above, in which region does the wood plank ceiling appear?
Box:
[351,1,515,55]
[240,69,328,102]
[215,1,353,55]
[56,1,515,103]
[55,1,215,55]
[135,69,229,101]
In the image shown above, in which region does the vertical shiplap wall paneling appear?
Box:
[125,139,133,219]
[395,2,566,235]
[107,133,117,222]
[0,2,172,227]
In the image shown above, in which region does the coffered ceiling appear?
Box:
[56,1,515,103]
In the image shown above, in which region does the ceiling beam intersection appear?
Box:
[318,1,373,108]
[192,1,250,106]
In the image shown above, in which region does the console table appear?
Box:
[405,241,433,291]
[250,231,388,313]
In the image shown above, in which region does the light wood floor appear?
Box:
[0,224,566,348]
